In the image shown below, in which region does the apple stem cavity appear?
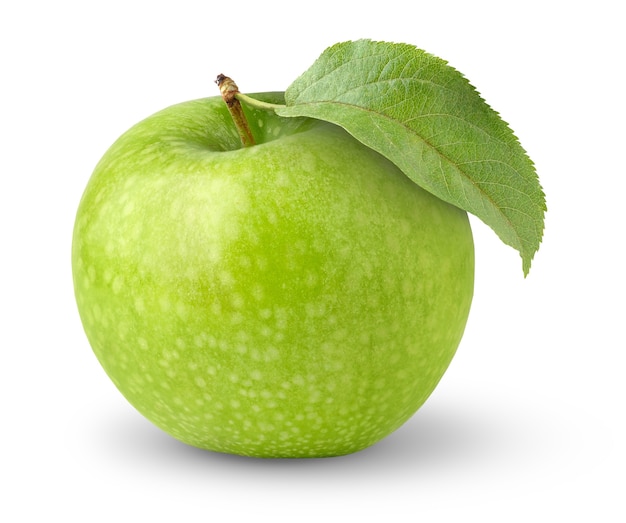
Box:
[215,74,256,147]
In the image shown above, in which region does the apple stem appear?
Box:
[215,74,256,147]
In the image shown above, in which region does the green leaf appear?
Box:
[275,39,546,276]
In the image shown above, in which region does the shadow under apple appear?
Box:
[92,399,518,478]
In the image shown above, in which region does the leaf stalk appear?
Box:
[235,92,286,111]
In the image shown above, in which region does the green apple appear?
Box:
[72,92,474,458]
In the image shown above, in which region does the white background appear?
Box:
[2,1,624,521]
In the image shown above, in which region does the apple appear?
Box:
[72,91,474,458]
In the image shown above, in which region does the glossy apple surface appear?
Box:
[72,93,474,458]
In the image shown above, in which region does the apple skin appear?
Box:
[72,92,474,458]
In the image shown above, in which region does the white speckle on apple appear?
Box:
[166,348,180,360]
[304,272,318,287]
[259,325,273,338]
[87,265,96,283]
[158,296,171,312]
[304,301,326,318]
[209,302,222,316]
[258,421,276,433]
[259,389,272,400]
[230,293,245,309]
[134,297,145,313]
[230,312,244,325]
[122,200,135,216]
[308,388,322,403]
[90,303,102,323]
[111,275,123,294]
[175,302,188,320]
[250,283,265,302]
[218,270,234,287]
[264,346,280,361]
